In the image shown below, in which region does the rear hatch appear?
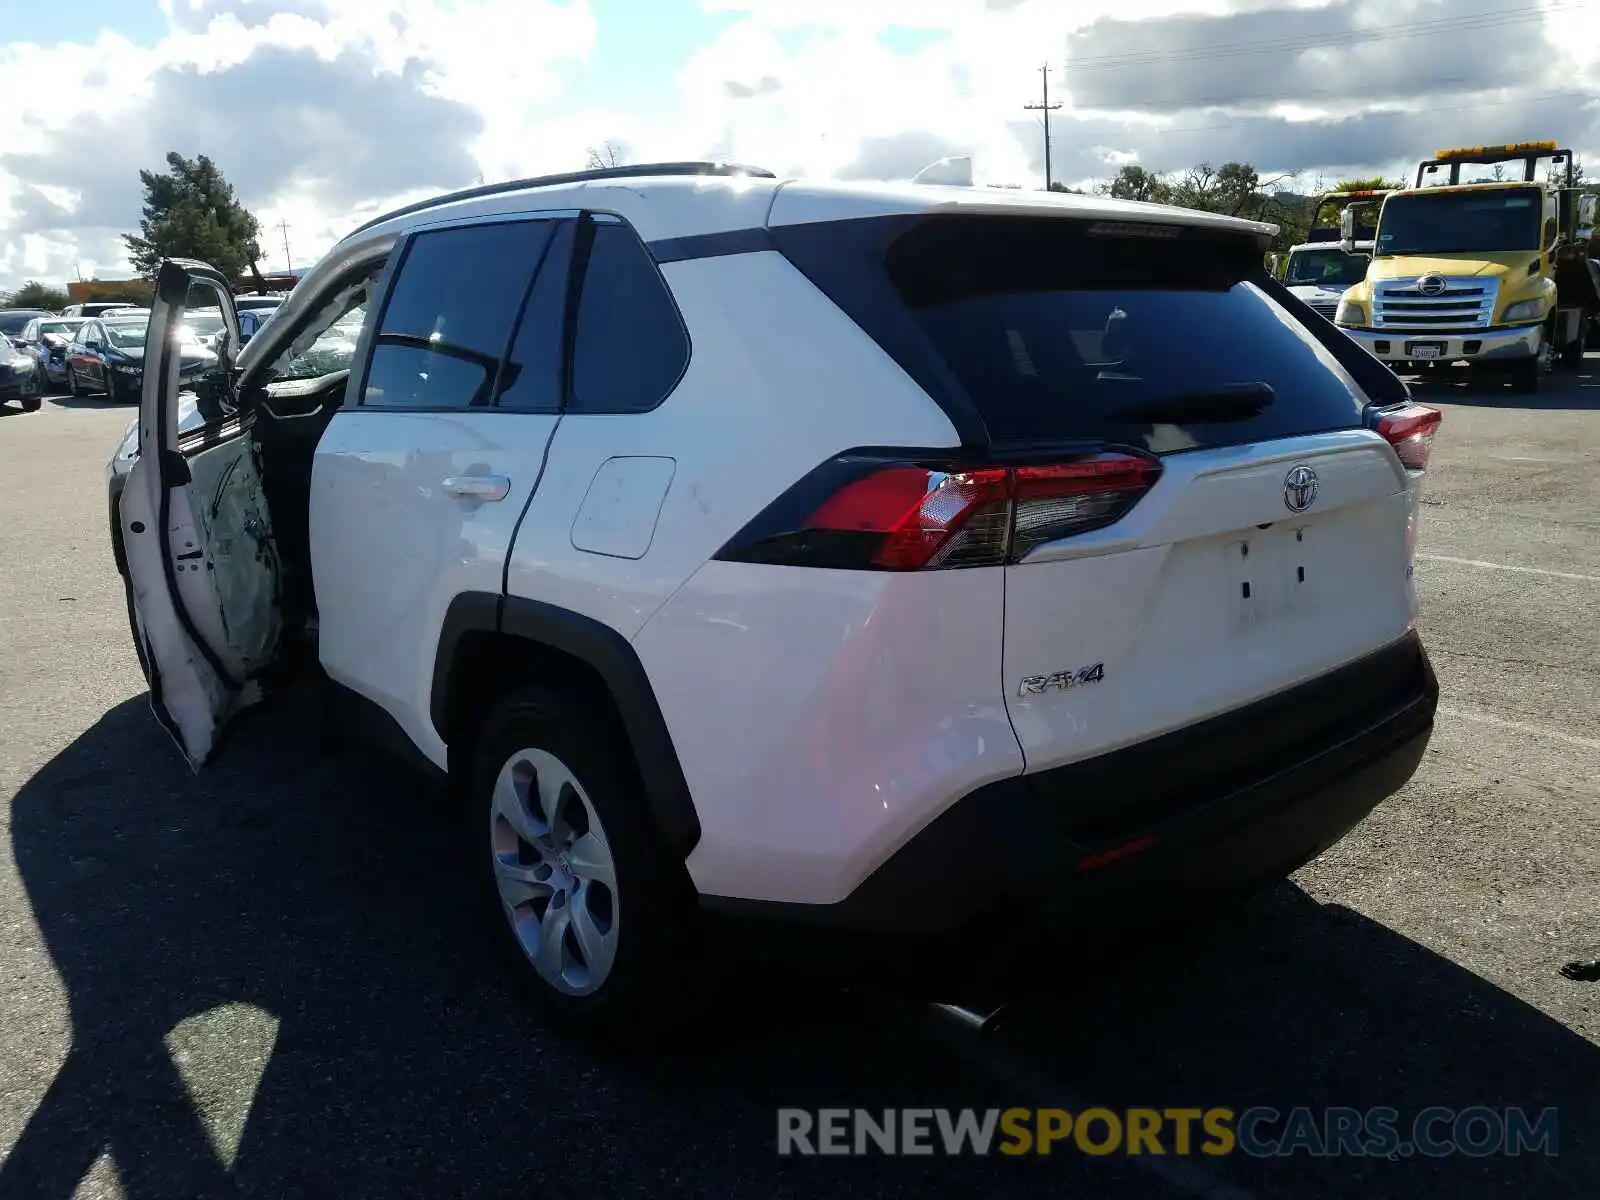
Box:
[769,207,1418,773]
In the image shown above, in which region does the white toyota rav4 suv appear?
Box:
[109,162,1442,1042]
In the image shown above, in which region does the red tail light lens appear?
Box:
[721,452,1162,570]
[1375,403,1442,471]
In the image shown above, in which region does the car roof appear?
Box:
[344,161,1278,250]
[241,163,1278,380]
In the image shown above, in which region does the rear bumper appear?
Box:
[701,633,1437,955]
[1342,323,1541,365]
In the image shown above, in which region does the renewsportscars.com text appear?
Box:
[776,1106,1558,1158]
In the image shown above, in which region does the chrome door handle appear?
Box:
[441,474,511,501]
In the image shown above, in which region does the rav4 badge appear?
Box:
[1018,662,1105,697]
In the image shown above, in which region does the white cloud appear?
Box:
[3,0,1598,293]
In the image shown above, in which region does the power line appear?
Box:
[1062,1,1592,72]
[1023,63,1062,190]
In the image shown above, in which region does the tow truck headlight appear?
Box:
[1501,298,1545,324]
[1334,298,1364,327]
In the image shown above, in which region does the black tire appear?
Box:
[470,685,705,1047]
[66,366,80,397]
[1560,321,1587,368]
[21,395,41,412]
[1512,356,1543,394]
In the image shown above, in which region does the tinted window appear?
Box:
[494,219,573,413]
[569,220,688,414]
[0,312,45,335]
[104,322,148,350]
[1376,188,1542,255]
[1284,248,1369,287]
[363,220,554,409]
[779,215,1367,454]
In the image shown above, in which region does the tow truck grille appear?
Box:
[1373,277,1497,331]
[1308,300,1340,321]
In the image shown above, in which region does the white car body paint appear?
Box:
[311,406,562,770]
[634,562,1024,905]
[499,250,960,641]
[569,457,678,560]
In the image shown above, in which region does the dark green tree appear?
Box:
[122,152,263,282]
[1101,164,1172,204]
[2,280,68,310]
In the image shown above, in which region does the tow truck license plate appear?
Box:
[1408,342,1444,359]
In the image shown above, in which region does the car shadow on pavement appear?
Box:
[976,883,1599,1197]
[5,697,1597,1199]
[0,696,1140,1200]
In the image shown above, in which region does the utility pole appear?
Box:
[277,219,292,273]
[1023,63,1061,191]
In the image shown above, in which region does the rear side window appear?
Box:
[774,215,1374,454]
[569,219,688,414]
[495,219,574,413]
[363,220,555,410]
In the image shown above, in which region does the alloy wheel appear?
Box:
[488,747,620,996]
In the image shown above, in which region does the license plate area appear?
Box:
[1231,522,1316,632]
[1406,341,1445,359]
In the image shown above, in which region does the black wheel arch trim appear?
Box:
[431,591,702,856]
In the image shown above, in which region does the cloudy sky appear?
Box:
[1,0,1596,291]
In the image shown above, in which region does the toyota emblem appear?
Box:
[1284,465,1318,513]
[1417,275,1447,297]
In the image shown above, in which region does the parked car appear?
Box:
[17,316,88,388]
[1281,243,1372,322]
[0,333,43,410]
[0,307,54,337]
[68,311,216,403]
[60,301,142,318]
[109,162,1443,1045]
[234,295,286,313]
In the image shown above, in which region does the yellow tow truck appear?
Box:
[1334,141,1600,393]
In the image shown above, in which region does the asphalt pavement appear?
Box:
[1,371,1596,1200]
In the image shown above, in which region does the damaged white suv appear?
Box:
[109,162,1442,1042]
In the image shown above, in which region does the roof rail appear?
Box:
[347,161,778,238]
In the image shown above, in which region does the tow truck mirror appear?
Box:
[1338,208,1356,254]
[1580,194,1598,229]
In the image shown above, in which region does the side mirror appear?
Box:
[1338,208,1356,254]
[1580,194,1598,229]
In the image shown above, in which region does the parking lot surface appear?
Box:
[1,372,1596,1199]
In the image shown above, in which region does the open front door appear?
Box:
[121,258,279,768]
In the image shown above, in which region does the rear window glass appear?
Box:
[774,215,1372,454]
[880,217,1366,453]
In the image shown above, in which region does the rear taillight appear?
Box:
[717,451,1161,570]
[1374,403,1442,472]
